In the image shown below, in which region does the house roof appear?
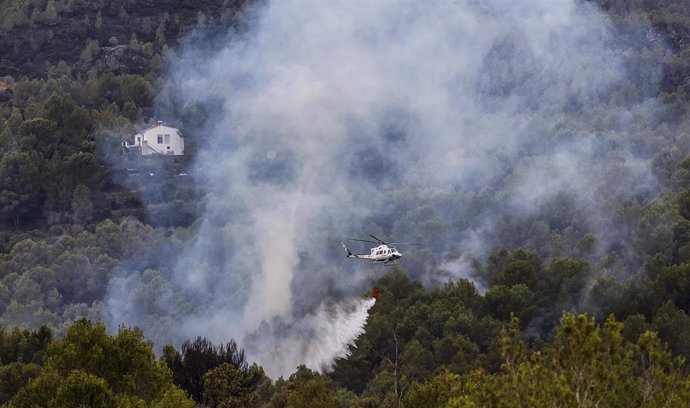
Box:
[134,124,182,137]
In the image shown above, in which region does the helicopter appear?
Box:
[341,234,420,266]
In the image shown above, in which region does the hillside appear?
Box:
[4,0,690,407]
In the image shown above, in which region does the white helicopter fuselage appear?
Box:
[342,243,402,263]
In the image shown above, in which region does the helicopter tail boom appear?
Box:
[342,242,373,260]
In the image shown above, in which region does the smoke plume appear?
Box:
[106,0,666,376]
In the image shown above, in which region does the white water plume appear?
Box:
[244,298,376,377]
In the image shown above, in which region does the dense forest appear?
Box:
[4,0,690,407]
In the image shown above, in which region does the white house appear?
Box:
[125,122,184,156]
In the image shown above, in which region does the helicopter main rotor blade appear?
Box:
[348,238,380,244]
[369,234,388,244]
[349,235,421,246]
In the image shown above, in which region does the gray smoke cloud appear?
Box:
[106,0,664,376]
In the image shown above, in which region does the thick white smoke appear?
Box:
[106,0,662,376]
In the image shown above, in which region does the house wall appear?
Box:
[138,125,184,156]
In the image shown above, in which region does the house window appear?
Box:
[164,134,170,143]
[157,135,163,144]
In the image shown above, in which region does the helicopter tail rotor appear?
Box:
[341,242,354,257]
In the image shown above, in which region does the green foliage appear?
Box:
[10,366,61,408]
[8,319,193,408]
[652,301,690,360]
[651,264,690,313]
[489,248,538,289]
[0,150,44,229]
[55,370,115,408]
[0,0,248,78]
[542,257,591,303]
[150,387,196,408]
[0,362,39,404]
[71,184,93,224]
[0,325,51,365]
[485,284,537,322]
[331,272,502,403]
[203,363,271,408]
[46,319,170,400]
[0,326,51,403]
[162,337,255,404]
[0,217,173,331]
[272,366,340,408]
[402,371,459,408]
[404,314,690,407]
